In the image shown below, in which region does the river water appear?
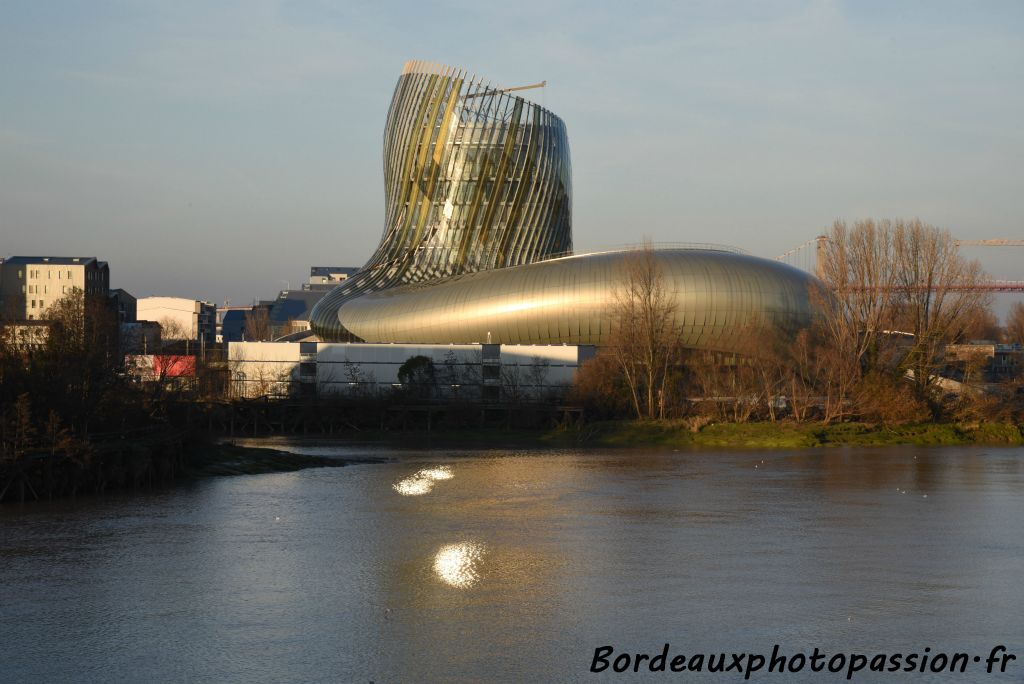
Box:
[2,443,1022,683]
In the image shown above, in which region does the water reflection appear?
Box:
[419,466,453,481]
[392,465,454,496]
[3,446,1022,683]
[433,542,484,588]
[392,477,434,495]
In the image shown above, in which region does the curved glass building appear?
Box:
[309,60,572,340]
[310,61,816,351]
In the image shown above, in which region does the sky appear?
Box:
[1,0,1022,310]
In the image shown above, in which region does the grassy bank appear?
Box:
[544,420,1024,449]
[218,421,1024,451]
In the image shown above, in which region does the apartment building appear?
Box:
[0,256,109,320]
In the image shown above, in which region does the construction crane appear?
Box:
[776,236,1024,261]
[462,81,547,98]
[953,239,1024,247]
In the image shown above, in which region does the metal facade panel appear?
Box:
[335,249,815,352]
[309,61,816,352]
[310,61,572,341]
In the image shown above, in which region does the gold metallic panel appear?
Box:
[309,62,815,354]
[310,61,572,340]
[335,249,815,350]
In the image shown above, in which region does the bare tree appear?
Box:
[526,356,551,401]
[810,220,908,422]
[500,363,523,402]
[244,308,272,342]
[688,350,762,423]
[157,317,190,342]
[890,220,993,400]
[569,352,634,419]
[441,350,466,400]
[815,220,901,375]
[342,360,376,397]
[783,329,817,422]
[962,305,1002,342]
[228,346,292,398]
[814,219,992,417]
[748,330,792,422]
[131,317,195,393]
[1005,302,1024,346]
[609,244,682,419]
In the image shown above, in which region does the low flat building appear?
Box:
[308,266,358,289]
[227,341,595,400]
[945,341,1023,382]
[126,354,197,385]
[138,296,216,348]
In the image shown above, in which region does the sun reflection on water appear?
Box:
[419,466,453,481]
[392,466,454,496]
[433,542,484,588]
[392,477,434,496]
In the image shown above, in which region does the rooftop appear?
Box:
[310,266,358,277]
[2,256,106,267]
[269,289,329,324]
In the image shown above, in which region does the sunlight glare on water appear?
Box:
[419,466,453,480]
[392,465,454,495]
[433,542,485,588]
[392,477,433,495]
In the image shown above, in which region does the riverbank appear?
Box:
[544,420,1024,449]
[186,443,390,476]
[222,420,1024,451]
[0,439,390,504]
[5,421,1018,504]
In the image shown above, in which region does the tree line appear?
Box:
[574,220,1024,425]
[0,290,186,477]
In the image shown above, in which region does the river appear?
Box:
[2,442,1022,682]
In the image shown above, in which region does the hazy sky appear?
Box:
[1,0,1022,308]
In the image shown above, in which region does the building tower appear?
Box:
[309,60,572,340]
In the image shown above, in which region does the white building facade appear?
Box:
[138,297,216,347]
[227,342,595,400]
